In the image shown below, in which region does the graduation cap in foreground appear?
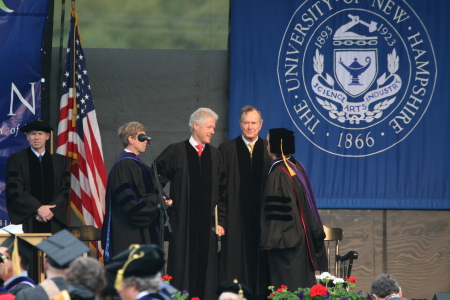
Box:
[0,233,34,276]
[105,244,164,290]
[19,119,53,133]
[216,280,253,300]
[35,229,90,269]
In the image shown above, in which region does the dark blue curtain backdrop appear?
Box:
[0,0,48,224]
[229,0,449,209]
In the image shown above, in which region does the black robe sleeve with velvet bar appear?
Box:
[101,154,160,262]
[261,160,327,289]
[155,140,226,300]
[6,147,70,233]
[218,136,271,299]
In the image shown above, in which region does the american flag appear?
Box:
[56,11,107,257]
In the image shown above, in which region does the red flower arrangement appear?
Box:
[310,284,328,297]
[161,274,173,284]
[267,275,370,300]
[347,277,356,283]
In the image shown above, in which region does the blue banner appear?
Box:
[230,1,449,209]
[0,0,49,224]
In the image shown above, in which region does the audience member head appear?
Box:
[239,105,263,143]
[371,274,402,300]
[0,235,33,281]
[216,280,253,300]
[65,256,106,296]
[105,244,165,300]
[117,122,146,148]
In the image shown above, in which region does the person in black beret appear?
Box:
[104,244,178,300]
[216,280,253,300]
[15,229,90,300]
[5,119,70,235]
[0,235,35,295]
[260,128,327,289]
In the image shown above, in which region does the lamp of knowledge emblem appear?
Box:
[278,3,436,157]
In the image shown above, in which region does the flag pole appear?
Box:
[71,0,78,128]
[66,0,78,226]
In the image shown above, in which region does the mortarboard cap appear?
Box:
[216,280,253,300]
[35,229,90,269]
[19,119,53,133]
[107,244,164,290]
[268,128,295,155]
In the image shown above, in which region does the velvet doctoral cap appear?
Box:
[35,229,90,269]
[268,128,295,154]
[19,119,53,133]
[216,280,253,300]
[106,244,164,290]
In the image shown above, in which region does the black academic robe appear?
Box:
[4,275,36,295]
[15,277,67,300]
[155,140,227,300]
[6,147,70,233]
[218,136,271,298]
[260,158,327,289]
[101,152,160,263]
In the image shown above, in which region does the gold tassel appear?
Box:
[12,236,21,276]
[280,139,296,176]
[233,279,244,300]
[114,268,124,291]
[114,245,144,291]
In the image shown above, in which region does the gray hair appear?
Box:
[240,105,263,123]
[188,108,218,132]
[371,274,400,298]
[65,257,106,294]
[123,272,161,293]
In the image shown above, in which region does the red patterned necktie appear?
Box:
[195,144,203,156]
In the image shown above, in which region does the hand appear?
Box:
[37,205,56,222]
[217,225,225,237]
[163,196,173,207]
[35,215,45,222]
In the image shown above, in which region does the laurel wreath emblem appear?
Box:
[314,49,398,124]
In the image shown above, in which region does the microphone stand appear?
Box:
[146,140,171,275]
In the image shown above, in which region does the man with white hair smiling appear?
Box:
[155,107,227,300]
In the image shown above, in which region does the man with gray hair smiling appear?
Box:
[155,107,227,300]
